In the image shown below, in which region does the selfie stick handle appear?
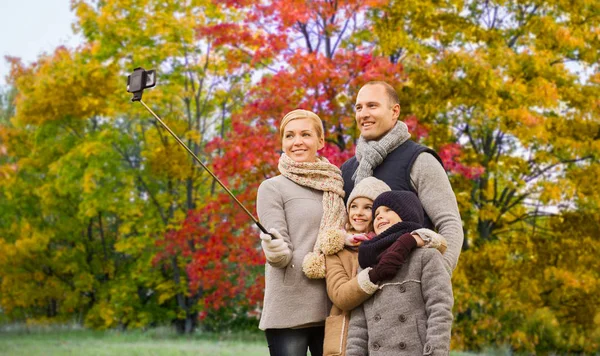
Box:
[138,100,270,235]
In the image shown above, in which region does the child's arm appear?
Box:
[412,228,448,254]
[368,233,417,283]
[325,254,377,311]
[421,250,454,355]
[345,305,368,356]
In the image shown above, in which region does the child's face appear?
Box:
[373,206,403,235]
[348,197,373,233]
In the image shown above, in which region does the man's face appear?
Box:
[354,84,400,141]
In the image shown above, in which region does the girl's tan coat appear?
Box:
[323,233,376,356]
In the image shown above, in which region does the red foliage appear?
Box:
[154,193,265,318]
[156,0,482,325]
[404,114,430,140]
[438,143,485,179]
[320,142,355,168]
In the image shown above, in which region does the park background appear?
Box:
[0,0,599,354]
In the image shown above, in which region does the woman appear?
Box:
[257,109,347,356]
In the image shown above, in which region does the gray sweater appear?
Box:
[256,175,330,330]
[346,249,454,356]
[410,153,464,275]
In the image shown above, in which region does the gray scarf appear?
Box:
[353,121,411,183]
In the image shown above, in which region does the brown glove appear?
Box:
[368,233,417,283]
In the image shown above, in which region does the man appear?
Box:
[341,81,463,273]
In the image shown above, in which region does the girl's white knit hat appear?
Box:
[346,177,391,211]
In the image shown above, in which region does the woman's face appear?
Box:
[373,206,402,235]
[282,118,324,163]
[348,197,373,233]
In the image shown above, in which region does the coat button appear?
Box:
[425,344,432,353]
[374,314,381,322]
[372,342,380,351]
[399,341,406,349]
[399,285,406,293]
[399,314,407,322]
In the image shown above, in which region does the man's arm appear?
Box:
[410,152,464,274]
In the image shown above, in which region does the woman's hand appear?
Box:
[260,228,291,265]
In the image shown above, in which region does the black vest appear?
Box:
[341,140,443,229]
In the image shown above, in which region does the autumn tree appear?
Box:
[368,0,600,352]
[189,0,480,333]
[71,0,275,333]
[144,0,478,332]
[0,49,157,325]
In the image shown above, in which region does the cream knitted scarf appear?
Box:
[352,121,411,184]
[278,153,347,279]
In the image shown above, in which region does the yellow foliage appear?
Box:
[156,281,177,305]
[538,182,563,204]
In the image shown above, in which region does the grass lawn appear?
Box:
[0,324,499,356]
[0,326,269,356]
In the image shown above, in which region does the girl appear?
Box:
[321,179,447,356]
[346,191,454,355]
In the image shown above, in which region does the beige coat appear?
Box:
[256,175,330,330]
[323,232,378,356]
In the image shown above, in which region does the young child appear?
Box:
[320,179,447,356]
[346,190,454,356]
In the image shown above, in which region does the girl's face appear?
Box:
[373,206,402,235]
[281,118,324,163]
[348,197,373,233]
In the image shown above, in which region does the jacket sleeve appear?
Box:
[345,305,368,356]
[412,228,448,254]
[256,179,293,268]
[420,250,454,355]
[410,152,464,275]
[325,254,375,311]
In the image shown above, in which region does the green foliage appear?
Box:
[1,0,261,335]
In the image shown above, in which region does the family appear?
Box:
[256,81,463,356]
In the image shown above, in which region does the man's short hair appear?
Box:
[362,81,400,106]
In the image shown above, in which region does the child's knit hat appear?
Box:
[372,190,424,225]
[346,177,391,211]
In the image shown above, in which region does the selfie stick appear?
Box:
[127,68,270,235]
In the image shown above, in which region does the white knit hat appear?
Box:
[346,177,391,211]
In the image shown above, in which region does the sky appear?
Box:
[0,1,594,88]
[0,1,82,86]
